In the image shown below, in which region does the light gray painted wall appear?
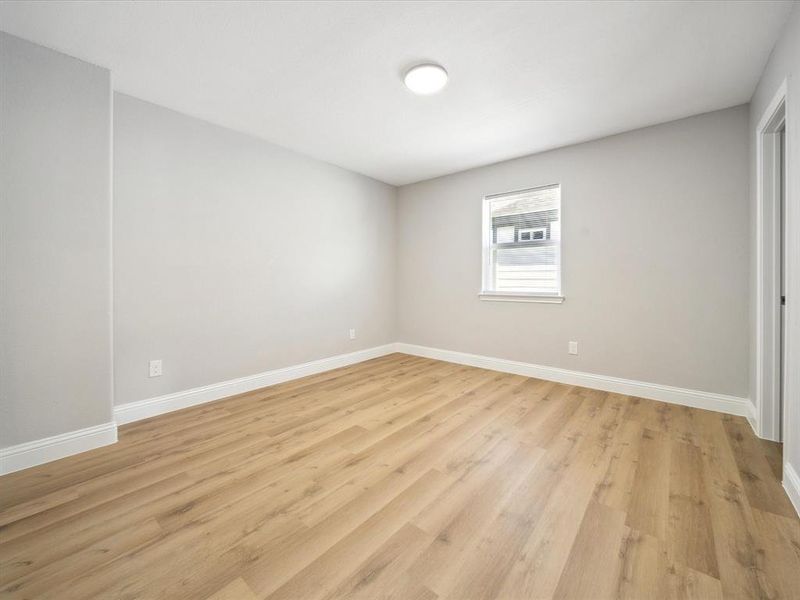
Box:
[113,94,396,407]
[397,105,750,398]
[749,5,800,482]
[0,33,113,446]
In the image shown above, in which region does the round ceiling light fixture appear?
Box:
[404,63,448,95]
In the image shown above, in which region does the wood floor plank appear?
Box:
[696,411,775,599]
[723,414,797,518]
[668,439,719,578]
[320,523,434,600]
[626,427,671,540]
[1,517,164,599]
[405,441,545,596]
[292,374,526,529]
[488,391,630,600]
[264,472,449,600]
[749,508,800,599]
[204,577,259,600]
[551,501,627,600]
[0,354,797,600]
[244,469,452,598]
[759,437,784,481]
[593,419,643,512]
[0,473,194,585]
[616,528,666,600]
[615,526,726,600]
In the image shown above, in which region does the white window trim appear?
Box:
[479,291,564,303]
[481,184,564,303]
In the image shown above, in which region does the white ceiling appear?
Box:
[0,1,793,185]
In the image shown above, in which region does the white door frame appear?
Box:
[755,80,787,442]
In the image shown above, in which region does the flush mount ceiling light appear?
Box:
[404,63,448,95]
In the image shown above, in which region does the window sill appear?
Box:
[478,292,564,304]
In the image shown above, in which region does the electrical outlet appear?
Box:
[349,328,357,340]
[149,359,163,377]
[568,341,578,355]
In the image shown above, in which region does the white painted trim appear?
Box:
[479,292,564,304]
[0,422,118,476]
[114,344,398,425]
[3,342,758,474]
[784,463,800,518]
[395,343,751,417]
[756,79,788,137]
[755,78,788,441]
[108,73,116,413]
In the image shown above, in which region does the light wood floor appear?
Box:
[1,354,798,600]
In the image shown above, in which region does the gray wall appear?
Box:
[397,105,750,398]
[0,33,113,446]
[749,5,800,480]
[113,94,396,407]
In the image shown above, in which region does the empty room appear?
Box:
[1,1,799,598]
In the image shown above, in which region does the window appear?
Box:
[496,226,515,244]
[481,184,562,302]
[518,227,547,242]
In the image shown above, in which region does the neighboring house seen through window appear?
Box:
[481,184,562,300]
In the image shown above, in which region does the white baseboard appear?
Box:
[3,341,756,475]
[0,422,118,476]
[114,344,398,425]
[395,343,752,417]
[784,463,800,518]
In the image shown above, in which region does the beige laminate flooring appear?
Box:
[1,353,798,599]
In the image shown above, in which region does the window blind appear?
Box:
[482,184,561,296]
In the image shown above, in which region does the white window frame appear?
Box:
[480,184,564,304]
